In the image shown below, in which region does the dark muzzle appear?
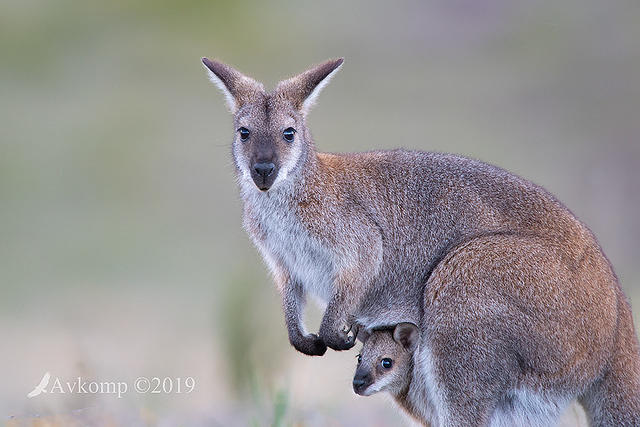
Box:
[251,162,277,191]
[352,370,373,395]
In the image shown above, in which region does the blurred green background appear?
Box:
[1,0,638,425]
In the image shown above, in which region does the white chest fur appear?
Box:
[243,188,335,303]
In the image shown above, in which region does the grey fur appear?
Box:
[202,58,640,424]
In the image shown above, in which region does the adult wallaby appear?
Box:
[353,231,640,425]
[201,55,638,386]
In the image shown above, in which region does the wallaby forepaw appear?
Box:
[292,333,327,356]
[321,330,356,351]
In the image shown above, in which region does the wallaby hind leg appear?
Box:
[580,291,640,427]
[581,371,640,427]
[417,340,503,427]
[422,233,622,426]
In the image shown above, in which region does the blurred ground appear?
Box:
[1,0,639,425]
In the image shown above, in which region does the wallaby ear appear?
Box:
[275,58,344,116]
[393,323,419,352]
[201,57,264,113]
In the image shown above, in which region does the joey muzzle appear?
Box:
[251,161,278,191]
[352,368,373,395]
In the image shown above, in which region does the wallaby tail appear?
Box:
[580,290,640,426]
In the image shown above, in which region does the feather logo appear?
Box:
[27,372,50,398]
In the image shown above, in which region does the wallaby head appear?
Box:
[201,57,343,192]
[353,323,419,396]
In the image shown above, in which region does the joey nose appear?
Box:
[353,373,371,394]
[253,162,275,178]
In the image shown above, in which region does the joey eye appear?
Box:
[357,354,362,364]
[283,127,296,142]
[381,358,393,369]
[238,127,250,141]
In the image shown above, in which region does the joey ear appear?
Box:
[393,323,419,352]
[201,57,264,113]
[275,58,344,116]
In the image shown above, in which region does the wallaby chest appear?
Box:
[243,191,335,302]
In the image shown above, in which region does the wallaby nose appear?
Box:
[253,162,275,179]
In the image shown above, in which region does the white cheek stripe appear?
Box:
[232,142,253,186]
[367,372,395,395]
[272,139,300,188]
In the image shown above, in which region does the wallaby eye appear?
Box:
[381,358,393,369]
[283,127,296,142]
[238,127,250,141]
[357,354,362,364]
